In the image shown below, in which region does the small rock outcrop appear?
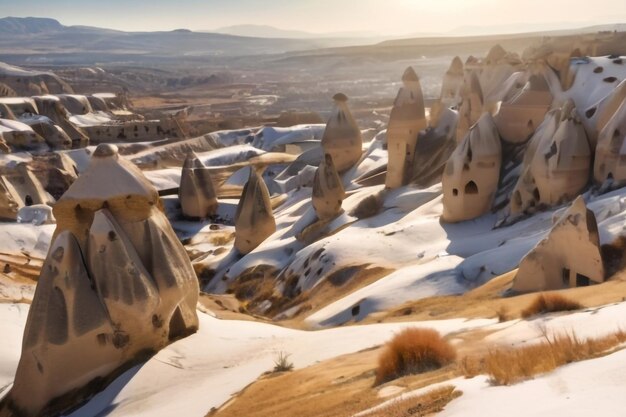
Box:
[312,153,345,220]
[321,93,362,173]
[0,119,46,152]
[513,196,604,292]
[34,95,89,147]
[179,152,218,219]
[234,168,276,254]
[442,113,502,222]
[385,67,427,189]
[0,144,199,417]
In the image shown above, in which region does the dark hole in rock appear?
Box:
[464,180,478,195]
[351,304,360,317]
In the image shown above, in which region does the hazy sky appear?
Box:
[2,0,626,35]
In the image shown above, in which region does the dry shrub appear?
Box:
[521,293,582,318]
[471,329,626,385]
[375,328,456,386]
[365,385,462,417]
[601,235,626,277]
[350,192,383,219]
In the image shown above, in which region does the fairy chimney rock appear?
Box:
[513,196,604,292]
[456,72,485,141]
[495,73,553,143]
[313,153,345,220]
[234,168,276,254]
[510,101,590,215]
[321,93,362,173]
[1,143,199,417]
[386,67,427,189]
[442,112,502,223]
[594,95,626,187]
[179,152,218,219]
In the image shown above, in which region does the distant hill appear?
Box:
[213,24,381,40]
[0,16,63,34]
[0,16,336,64]
[214,24,314,39]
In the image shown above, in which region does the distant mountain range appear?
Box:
[213,24,381,40]
[0,17,390,65]
[0,16,625,67]
[0,16,356,65]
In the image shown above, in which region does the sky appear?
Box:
[2,0,626,36]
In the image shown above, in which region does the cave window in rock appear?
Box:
[576,273,591,287]
[452,188,459,196]
[24,195,33,206]
[532,188,541,201]
[562,268,570,287]
[351,304,360,317]
[464,181,478,195]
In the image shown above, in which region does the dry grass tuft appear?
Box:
[462,329,626,385]
[272,351,294,373]
[521,293,583,318]
[365,385,462,417]
[375,328,456,386]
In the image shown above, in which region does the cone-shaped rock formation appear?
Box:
[495,73,553,143]
[321,93,362,173]
[179,152,218,219]
[312,153,345,220]
[234,168,276,254]
[456,72,485,141]
[513,196,603,292]
[510,101,590,214]
[594,95,626,186]
[442,113,502,222]
[385,67,427,189]
[0,144,199,417]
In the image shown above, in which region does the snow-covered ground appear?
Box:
[0,302,494,416]
[358,300,626,417]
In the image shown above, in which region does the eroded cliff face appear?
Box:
[0,144,199,417]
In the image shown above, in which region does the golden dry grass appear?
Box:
[362,385,462,417]
[521,293,583,318]
[375,328,456,386]
[462,329,626,385]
